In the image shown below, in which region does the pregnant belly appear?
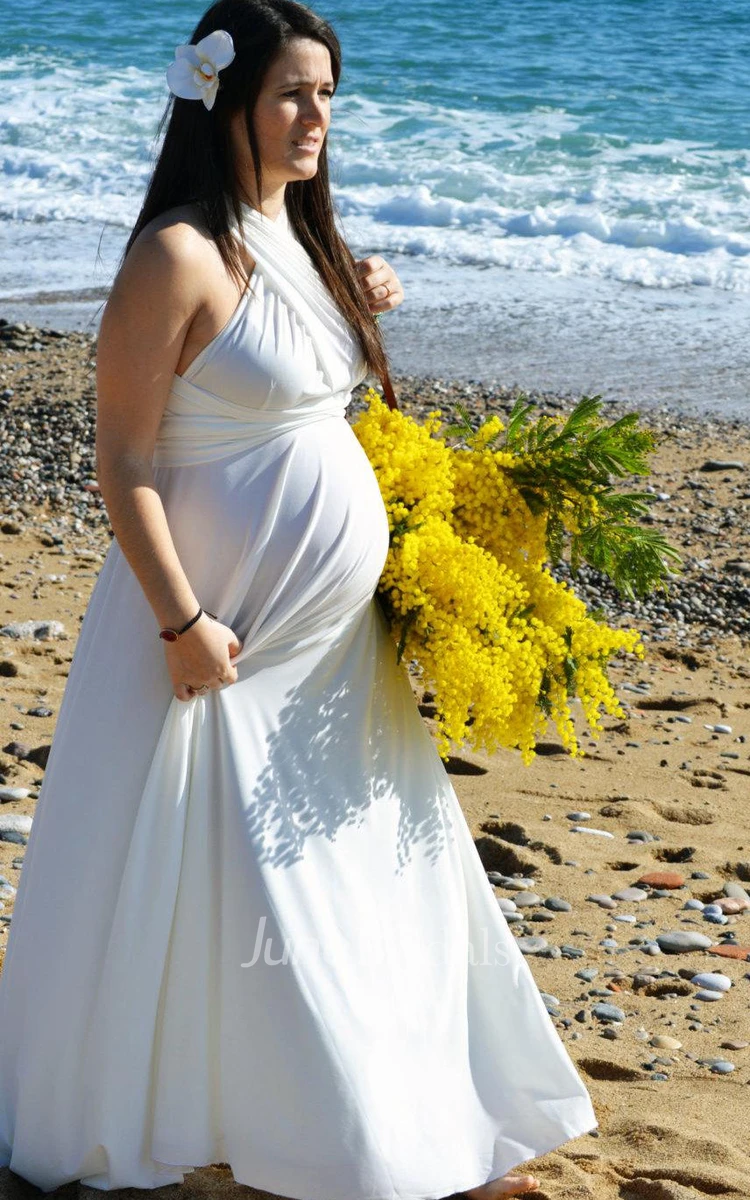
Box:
[155,417,391,656]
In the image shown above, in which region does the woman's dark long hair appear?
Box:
[119,0,389,384]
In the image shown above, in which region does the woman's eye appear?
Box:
[284,89,334,97]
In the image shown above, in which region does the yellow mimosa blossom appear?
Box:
[351,388,644,764]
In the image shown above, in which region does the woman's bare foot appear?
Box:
[460,1173,541,1197]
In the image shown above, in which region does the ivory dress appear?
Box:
[0,199,598,1195]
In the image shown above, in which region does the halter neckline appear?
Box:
[238,199,289,231]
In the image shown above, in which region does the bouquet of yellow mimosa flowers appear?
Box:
[351,387,681,764]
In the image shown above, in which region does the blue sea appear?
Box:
[2,0,749,408]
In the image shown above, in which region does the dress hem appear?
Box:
[65,1111,600,1197]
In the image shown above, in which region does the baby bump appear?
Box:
[154,417,391,652]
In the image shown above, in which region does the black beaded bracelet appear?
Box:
[159,605,218,643]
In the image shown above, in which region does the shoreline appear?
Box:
[4,246,749,418]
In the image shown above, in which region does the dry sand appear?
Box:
[0,321,748,1198]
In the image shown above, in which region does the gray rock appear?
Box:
[0,786,31,802]
[612,887,649,902]
[691,972,732,992]
[656,930,714,953]
[544,897,572,912]
[559,945,586,959]
[575,968,599,982]
[591,1002,625,1023]
[515,936,549,955]
[0,813,33,834]
[724,882,750,902]
[0,619,66,640]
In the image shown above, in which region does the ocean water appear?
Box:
[2,0,749,405]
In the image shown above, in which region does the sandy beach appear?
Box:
[1,318,749,1200]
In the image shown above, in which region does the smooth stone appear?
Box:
[704,913,729,925]
[0,786,30,802]
[600,938,619,948]
[0,619,66,640]
[720,1040,749,1050]
[505,912,524,924]
[691,972,732,992]
[713,724,733,734]
[650,1035,682,1050]
[539,992,560,1007]
[656,931,714,953]
[571,827,615,838]
[637,871,685,889]
[496,898,518,914]
[0,882,16,898]
[587,894,618,909]
[566,812,591,821]
[0,830,27,845]
[694,989,724,1001]
[544,897,572,912]
[683,899,705,910]
[612,887,649,902]
[575,968,599,982]
[515,936,549,955]
[724,882,750,902]
[716,897,750,914]
[560,945,586,959]
[627,831,656,843]
[512,892,542,907]
[0,813,33,835]
[591,1002,625,1023]
[613,914,637,923]
[710,1061,735,1074]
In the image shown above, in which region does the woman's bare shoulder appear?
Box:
[126,202,219,270]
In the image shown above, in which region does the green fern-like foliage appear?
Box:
[442,394,682,600]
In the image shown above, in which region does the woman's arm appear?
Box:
[95,223,242,698]
[95,223,205,631]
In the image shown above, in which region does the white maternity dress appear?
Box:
[0,198,598,1195]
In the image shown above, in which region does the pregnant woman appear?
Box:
[0,0,598,1193]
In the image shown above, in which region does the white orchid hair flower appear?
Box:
[166,29,236,111]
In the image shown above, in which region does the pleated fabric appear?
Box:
[0,198,597,1195]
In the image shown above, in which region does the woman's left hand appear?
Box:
[354,255,404,315]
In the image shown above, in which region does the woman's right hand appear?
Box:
[162,612,244,702]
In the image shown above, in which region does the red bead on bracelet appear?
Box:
[159,606,217,642]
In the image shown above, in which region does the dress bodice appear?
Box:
[151,199,369,468]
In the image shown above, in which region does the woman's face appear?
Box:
[230,37,334,195]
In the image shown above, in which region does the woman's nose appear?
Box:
[301,96,327,126]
